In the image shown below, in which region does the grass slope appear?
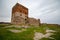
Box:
[0,24,60,40]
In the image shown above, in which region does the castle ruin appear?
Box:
[11,3,40,26]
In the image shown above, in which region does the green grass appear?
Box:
[0,24,60,40]
[0,24,11,27]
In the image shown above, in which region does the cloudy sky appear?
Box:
[0,0,60,24]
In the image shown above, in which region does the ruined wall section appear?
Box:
[28,18,40,26]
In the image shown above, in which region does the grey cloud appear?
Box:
[0,0,60,24]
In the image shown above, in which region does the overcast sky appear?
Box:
[0,0,60,24]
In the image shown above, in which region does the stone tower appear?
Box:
[11,3,28,25]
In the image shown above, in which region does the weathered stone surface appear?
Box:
[11,3,28,25]
[33,29,56,40]
[28,18,40,26]
[8,29,26,33]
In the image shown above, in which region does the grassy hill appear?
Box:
[0,24,60,40]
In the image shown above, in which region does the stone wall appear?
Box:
[28,18,40,26]
[11,3,28,25]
